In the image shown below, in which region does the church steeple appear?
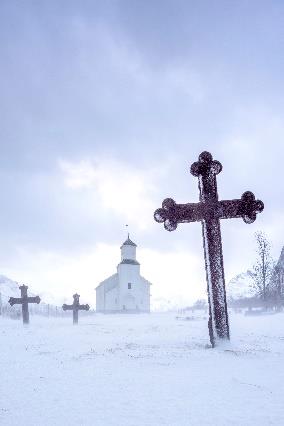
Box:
[119,235,140,265]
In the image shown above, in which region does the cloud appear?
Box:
[59,157,166,230]
[140,247,206,305]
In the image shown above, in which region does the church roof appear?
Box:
[95,273,118,291]
[119,259,140,265]
[120,236,137,248]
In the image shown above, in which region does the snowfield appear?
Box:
[1,312,284,426]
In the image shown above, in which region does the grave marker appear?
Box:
[154,151,264,346]
[9,284,40,324]
[62,293,90,324]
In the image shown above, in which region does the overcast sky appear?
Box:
[0,1,283,307]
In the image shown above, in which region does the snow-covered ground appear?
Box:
[1,312,284,426]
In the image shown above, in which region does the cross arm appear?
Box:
[78,304,90,311]
[218,192,264,223]
[62,304,74,311]
[154,192,264,231]
[154,198,204,231]
[9,297,23,306]
[27,296,41,304]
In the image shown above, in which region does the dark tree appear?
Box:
[270,248,284,310]
[252,231,274,308]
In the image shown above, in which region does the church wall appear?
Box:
[96,285,105,312]
[105,286,119,312]
[96,274,118,312]
[140,277,151,312]
[117,264,150,312]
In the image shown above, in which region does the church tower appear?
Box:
[117,235,141,310]
[119,235,139,266]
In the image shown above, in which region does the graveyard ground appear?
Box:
[1,312,284,426]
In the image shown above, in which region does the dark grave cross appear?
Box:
[62,293,90,324]
[154,151,264,347]
[9,284,41,324]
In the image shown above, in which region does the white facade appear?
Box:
[96,237,151,313]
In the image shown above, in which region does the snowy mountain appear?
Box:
[0,275,20,303]
[226,270,255,300]
[0,275,57,314]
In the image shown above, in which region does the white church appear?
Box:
[95,236,151,313]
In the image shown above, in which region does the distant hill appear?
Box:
[0,275,50,304]
[0,275,20,303]
[0,275,59,317]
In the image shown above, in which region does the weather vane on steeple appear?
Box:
[125,224,129,239]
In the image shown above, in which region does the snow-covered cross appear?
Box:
[62,293,90,324]
[9,284,41,324]
[154,151,264,347]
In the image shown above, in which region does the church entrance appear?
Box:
[125,295,136,311]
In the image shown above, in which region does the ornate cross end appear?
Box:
[19,284,28,291]
[73,293,80,301]
[81,304,90,311]
[33,296,41,304]
[240,191,264,224]
[62,304,68,311]
[154,198,179,231]
[190,151,222,177]
[8,297,16,306]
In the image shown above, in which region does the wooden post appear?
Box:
[21,285,29,324]
[73,294,79,325]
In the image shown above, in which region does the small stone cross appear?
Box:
[62,293,90,324]
[9,284,41,324]
[154,151,264,347]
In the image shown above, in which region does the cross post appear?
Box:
[154,151,264,347]
[9,284,41,324]
[62,293,90,324]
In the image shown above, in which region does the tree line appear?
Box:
[249,231,284,310]
[183,231,284,314]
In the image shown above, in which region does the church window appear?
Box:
[128,283,132,289]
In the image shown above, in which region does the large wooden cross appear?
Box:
[154,151,264,347]
[62,293,90,324]
[9,284,41,324]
